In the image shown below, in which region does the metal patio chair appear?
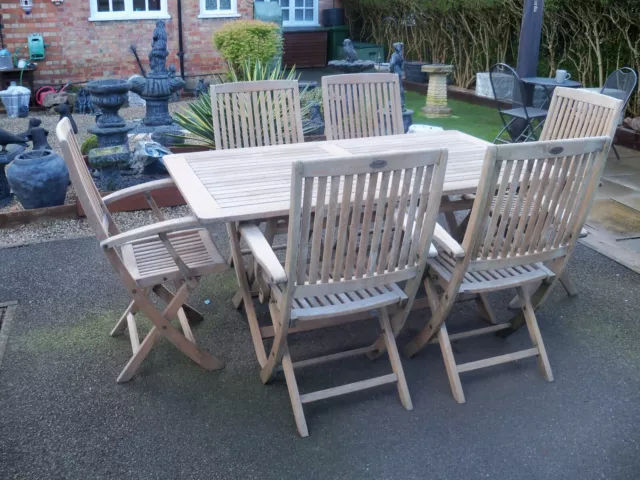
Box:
[236,148,447,436]
[490,63,548,144]
[322,73,404,140]
[403,136,611,403]
[581,67,638,160]
[56,118,228,383]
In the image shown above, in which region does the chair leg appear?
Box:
[558,273,578,297]
[516,287,554,382]
[475,293,497,325]
[378,307,413,410]
[612,144,621,161]
[437,323,466,404]
[111,300,136,337]
[281,348,309,437]
[153,285,204,324]
[117,326,161,383]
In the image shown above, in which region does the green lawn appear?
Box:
[405,91,502,142]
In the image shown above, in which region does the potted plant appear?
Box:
[322,0,345,27]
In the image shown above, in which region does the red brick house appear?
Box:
[0,0,337,88]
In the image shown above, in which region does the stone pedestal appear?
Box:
[421,64,454,118]
[0,145,26,201]
[86,79,134,189]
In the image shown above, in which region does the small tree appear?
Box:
[213,20,282,76]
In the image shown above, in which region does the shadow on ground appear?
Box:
[1,227,639,479]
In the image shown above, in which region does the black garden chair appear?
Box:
[489,63,548,144]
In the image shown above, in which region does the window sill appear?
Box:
[198,12,241,19]
[89,13,171,21]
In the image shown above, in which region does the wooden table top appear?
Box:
[164,131,491,223]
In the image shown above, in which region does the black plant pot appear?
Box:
[322,8,345,27]
[404,62,429,84]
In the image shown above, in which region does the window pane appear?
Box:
[305,0,312,7]
[282,9,289,20]
[219,0,231,9]
[280,0,289,7]
[97,0,110,11]
[205,0,218,9]
[295,9,303,20]
[148,0,161,10]
[132,0,146,11]
[304,8,312,20]
[295,0,303,6]
[112,0,125,11]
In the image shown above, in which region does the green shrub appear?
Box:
[213,20,282,75]
[80,135,98,155]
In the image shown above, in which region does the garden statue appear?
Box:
[0,128,28,152]
[75,88,99,115]
[344,39,359,63]
[129,20,186,128]
[389,42,406,108]
[23,118,52,151]
[131,140,170,174]
[168,65,181,102]
[328,38,376,73]
[387,41,413,133]
[195,78,210,98]
[54,104,78,134]
[303,102,325,137]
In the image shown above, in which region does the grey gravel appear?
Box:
[0,205,191,248]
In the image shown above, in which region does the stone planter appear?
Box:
[7,149,69,210]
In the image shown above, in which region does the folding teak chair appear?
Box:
[210,80,305,310]
[403,136,611,403]
[56,118,228,382]
[321,73,404,140]
[236,148,447,436]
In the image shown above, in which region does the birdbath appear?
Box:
[421,64,454,118]
[328,39,376,74]
[86,78,134,190]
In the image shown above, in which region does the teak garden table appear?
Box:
[164,131,491,366]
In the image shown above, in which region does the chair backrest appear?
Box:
[461,136,610,271]
[282,148,447,304]
[602,67,638,104]
[56,118,117,242]
[321,73,404,140]
[489,63,529,115]
[541,87,623,141]
[210,80,304,150]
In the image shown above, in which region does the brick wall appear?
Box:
[0,0,344,88]
[0,0,252,88]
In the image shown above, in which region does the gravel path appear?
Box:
[0,205,191,248]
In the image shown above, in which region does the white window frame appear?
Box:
[262,0,319,27]
[89,0,170,21]
[198,0,240,18]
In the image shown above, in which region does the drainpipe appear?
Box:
[176,0,186,79]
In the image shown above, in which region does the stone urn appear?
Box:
[86,79,132,145]
[7,149,69,209]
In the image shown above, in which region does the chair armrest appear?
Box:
[433,223,465,258]
[239,223,287,284]
[102,178,176,205]
[100,216,200,249]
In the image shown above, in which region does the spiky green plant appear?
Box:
[173,59,319,148]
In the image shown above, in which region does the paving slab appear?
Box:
[0,233,639,480]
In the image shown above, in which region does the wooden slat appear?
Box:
[299,374,398,404]
[456,348,539,373]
